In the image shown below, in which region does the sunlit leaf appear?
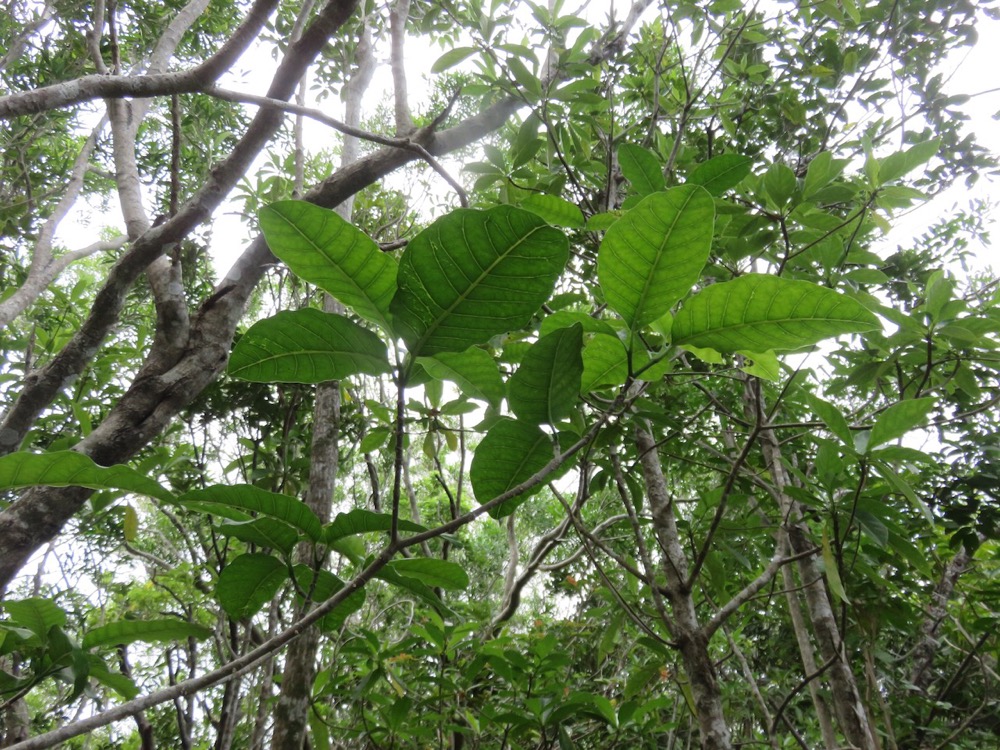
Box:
[618,143,664,195]
[390,206,568,357]
[672,275,880,352]
[260,201,397,328]
[418,347,505,408]
[598,186,715,330]
[0,451,173,502]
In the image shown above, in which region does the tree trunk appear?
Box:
[757,418,877,750]
[269,16,374,749]
[636,425,733,750]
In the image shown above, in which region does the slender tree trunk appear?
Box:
[910,545,971,692]
[269,16,374,750]
[636,425,733,750]
[756,407,877,750]
[778,541,839,749]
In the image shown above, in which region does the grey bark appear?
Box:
[757,418,877,750]
[910,545,972,692]
[635,425,734,750]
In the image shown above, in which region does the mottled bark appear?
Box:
[636,425,733,750]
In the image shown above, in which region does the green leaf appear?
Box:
[180,485,323,542]
[324,509,425,543]
[803,151,837,198]
[83,619,213,650]
[519,194,585,228]
[390,206,568,357]
[597,186,715,330]
[540,310,618,338]
[0,451,173,502]
[2,598,66,639]
[216,553,288,620]
[431,46,478,73]
[228,308,391,383]
[217,517,301,555]
[580,334,629,392]
[388,558,470,591]
[260,201,397,328]
[618,144,664,195]
[763,163,797,208]
[821,530,849,603]
[470,419,553,518]
[805,394,855,447]
[418,348,505,408]
[878,139,940,184]
[375,567,457,616]
[672,275,880,352]
[508,324,584,424]
[867,398,935,451]
[687,154,752,196]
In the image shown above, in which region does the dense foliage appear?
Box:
[1,1,999,749]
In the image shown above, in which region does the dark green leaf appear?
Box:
[580,334,629,392]
[388,558,470,591]
[324,508,425,543]
[216,554,288,620]
[672,275,880,352]
[507,324,583,424]
[83,619,213,650]
[217,517,301,555]
[470,419,553,518]
[597,186,715,330]
[228,309,391,383]
[390,206,568,357]
[180,485,323,542]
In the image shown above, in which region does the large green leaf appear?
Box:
[469,419,553,518]
[0,451,173,502]
[687,154,752,196]
[83,619,213,650]
[597,186,715,330]
[672,275,880,352]
[390,206,568,357]
[867,398,935,451]
[580,334,629,392]
[519,194,585,228]
[228,308,390,383]
[618,143,664,195]
[260,201,397,328]
[324,508,426,543]
[180,485,323,542]
[217,517,301,555]
[216,553,288,620]
[2,598,66,638]
[417,347,505,408]
[508,324,583,425]
[290,567,367,630]
[388,558,470,591]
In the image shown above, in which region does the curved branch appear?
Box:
[0,0,280,119]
